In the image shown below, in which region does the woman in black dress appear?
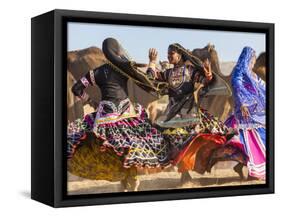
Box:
[68,38,170,168]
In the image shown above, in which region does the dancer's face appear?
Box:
[168,49,182,65]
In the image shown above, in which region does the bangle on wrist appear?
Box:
[206,74,212,80]
[80,76,90,87]
[148,61,156,68]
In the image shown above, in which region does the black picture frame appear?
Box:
[31,9,274,207]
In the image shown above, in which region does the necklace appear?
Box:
[168,65,186,89]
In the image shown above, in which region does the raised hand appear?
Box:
[203,58,212,80]
[149,48,158,63]
[241,105,250,120]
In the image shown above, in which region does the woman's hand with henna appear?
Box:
[241,105,250,120]
[203,59,212,80]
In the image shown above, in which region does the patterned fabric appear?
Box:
[161,108,247,174]
[89,70,96,85]
[67,133,137,182]
[80,76,90,87]
[68,98,170,168]
[147,60,214,122]
[168,65,188,89]
[67,113,96,158]
[162,128,191,160]
[225,116,265,179]
[225,46,266,180]
[231,47,266,128]
[93,98,138,128]
[68,104,248,174]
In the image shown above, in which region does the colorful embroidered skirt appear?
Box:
[162,109,248,174]
[68,102,247,173]
[68,99,170,168]
[225,115,266,180]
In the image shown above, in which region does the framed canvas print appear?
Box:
[31,9,274,207]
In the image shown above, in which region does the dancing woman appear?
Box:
[68,38,170,168]
[146,44,247,176]
[147,44,214,121]
[225,47,266,180]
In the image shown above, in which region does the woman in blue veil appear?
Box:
[225,47,266,180]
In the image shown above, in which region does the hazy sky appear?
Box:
[67,22,266,63]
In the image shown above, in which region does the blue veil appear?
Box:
[231,46,265,126]
[232,47,255,75]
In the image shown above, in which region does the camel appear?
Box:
[67,71,85,122]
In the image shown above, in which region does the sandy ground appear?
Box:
[67,165,265,195]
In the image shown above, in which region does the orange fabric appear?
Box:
[174,134,226,172]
